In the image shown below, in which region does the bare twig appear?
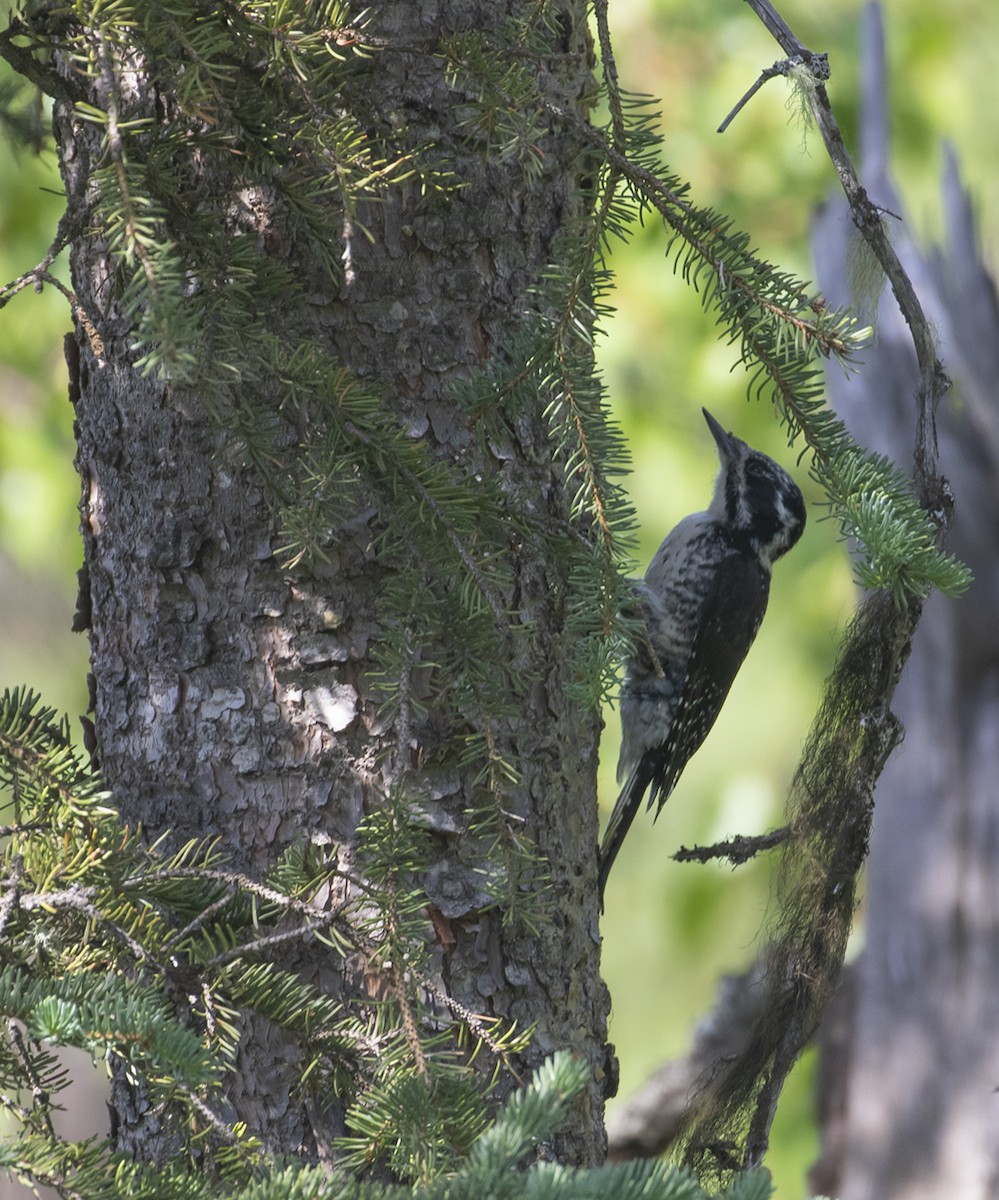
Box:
[172,1082,249,1149]
[718,64,777,134]
[0,857,23,941]
[0,17,86,105]
[717,59,817,133]
[737,0,821,64]
[163,884,239,955]
[19,884,153,966]
[0,208,106,362]
[674,826,789,866]
[205,920,325,969]
[38,272,106,363]
[0,1087,33,1122]
[733,0,948,511]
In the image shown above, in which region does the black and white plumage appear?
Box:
[598,408,806,903]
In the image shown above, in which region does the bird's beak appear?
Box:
[702,407,740,462]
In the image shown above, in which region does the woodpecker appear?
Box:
[598,408,806,903]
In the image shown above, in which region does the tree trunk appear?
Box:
[810,7,999,1195]
[54,0,609,1166]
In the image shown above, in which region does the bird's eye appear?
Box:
[746,458,767,479]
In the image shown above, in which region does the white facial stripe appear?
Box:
[736,458,752,527]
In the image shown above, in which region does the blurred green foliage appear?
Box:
[1,1,997,1195]
[0,61,86,720]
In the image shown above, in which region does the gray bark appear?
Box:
[55,0,609,1166]
[810,6,999,1195]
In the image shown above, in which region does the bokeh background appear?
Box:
[1,2,997,1195]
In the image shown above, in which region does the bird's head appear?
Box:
[703,407,806,567]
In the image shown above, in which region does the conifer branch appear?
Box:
[534,88,967,601]
[95,31,160,304]
[6,1018,58,1143]
[390,960,431,1084]
[593,0,626,146]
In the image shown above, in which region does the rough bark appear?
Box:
[55,0,609,1166]
[810,7,999,1194]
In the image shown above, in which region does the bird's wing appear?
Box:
[645,552,770,817]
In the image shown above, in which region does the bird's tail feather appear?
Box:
[598,764,652,907]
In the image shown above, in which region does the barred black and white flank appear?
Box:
[599,408,806,904]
